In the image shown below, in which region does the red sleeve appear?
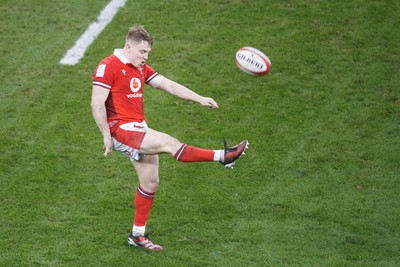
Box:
[144,65,159,84]
[92,59,115,90]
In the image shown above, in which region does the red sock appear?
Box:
[174,144,215,162]
[134,186,155,227]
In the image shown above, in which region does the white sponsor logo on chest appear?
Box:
[130,78,141,93]
[126,77,143,98]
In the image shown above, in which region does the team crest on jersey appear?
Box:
[130,78,141,93]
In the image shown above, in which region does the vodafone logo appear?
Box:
[130,78,141,93]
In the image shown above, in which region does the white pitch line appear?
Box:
[60,0,127,66]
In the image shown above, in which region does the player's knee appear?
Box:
[149,178,159,191]
[163,134,182,155]
[140,176,159,192]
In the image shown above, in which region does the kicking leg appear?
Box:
[139,128,249,168]
[139,128,223,162]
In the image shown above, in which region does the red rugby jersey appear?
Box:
[92,49,159,124]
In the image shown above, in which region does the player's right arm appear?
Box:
[91,85,113,157]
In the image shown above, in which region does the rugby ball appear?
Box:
[235,47,271,76]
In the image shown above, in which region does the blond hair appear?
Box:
[126,25,153,46]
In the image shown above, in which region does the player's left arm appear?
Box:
[148,75,219,109]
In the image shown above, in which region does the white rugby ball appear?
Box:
[235,47,271,76]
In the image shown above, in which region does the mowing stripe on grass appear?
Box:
[60,0,127,66]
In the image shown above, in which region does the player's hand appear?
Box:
[103,136,113,157]
[200,97,219,110]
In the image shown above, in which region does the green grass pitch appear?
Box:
[1,0,399,266]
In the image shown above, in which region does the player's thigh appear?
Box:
[140,128,182,155]
[132,154,159,192]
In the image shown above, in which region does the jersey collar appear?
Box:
[114,49,130,65]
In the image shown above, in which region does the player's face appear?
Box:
[126,40,152,68]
